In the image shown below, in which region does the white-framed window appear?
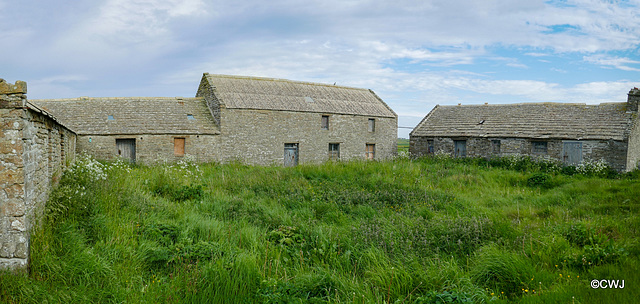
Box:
[329,143,340,160]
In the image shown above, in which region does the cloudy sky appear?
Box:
[2,0,639,137]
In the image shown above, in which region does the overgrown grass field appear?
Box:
[1,155,639,303]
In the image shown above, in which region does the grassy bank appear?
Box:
[1,155,639,303]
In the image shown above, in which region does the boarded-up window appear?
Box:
[532,141,547,155]
[329,143,340,160]
[366,144,375,160]
[174,138,185,156]
[368,118,375,132]
[321,115,329,130]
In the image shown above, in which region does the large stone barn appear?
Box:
[409,88,640,172]
[196,74,397,166]
[32,74,397,165]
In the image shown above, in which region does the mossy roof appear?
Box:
[202,74,396,118]
[30,97,219,135]
[411,102,635,141]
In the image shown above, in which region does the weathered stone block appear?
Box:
[10,218,26,232]
[0,79,27,95]
[14,239,27,259]
[0,242,14,258]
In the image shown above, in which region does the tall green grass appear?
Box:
[1,155,639,303]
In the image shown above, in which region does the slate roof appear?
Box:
[202,74,396,118]
[24,101,76,133]
[30,97,219,135]
[411,102,634,141]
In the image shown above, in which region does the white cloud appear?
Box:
[583,55,640,71]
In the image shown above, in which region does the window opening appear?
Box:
[321,115,329,130]
[532,141,548,155]
[366,144,375,160]
[329,143,340,160]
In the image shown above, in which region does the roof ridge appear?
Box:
[439,101,626,107]
[31,97,204,101]
[204,73,369,91]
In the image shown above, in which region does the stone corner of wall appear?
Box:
[0,79,27,109]
[0,79,27,95]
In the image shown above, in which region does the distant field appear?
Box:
[1,155,639,303]
[397,138,409,153]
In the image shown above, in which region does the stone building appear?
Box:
[1,79,76,270]
[32,97,220,164]
[32,74,397,165]
[410,88,640,172]
[196,74,397,165]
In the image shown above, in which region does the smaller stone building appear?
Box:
[410,88,640,172]
[33,97,220,164]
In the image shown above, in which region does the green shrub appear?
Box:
[527,173,553,188]
[471,245,536,298]
[154,183,204,202]
[413,290,474,304]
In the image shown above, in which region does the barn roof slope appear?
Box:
[30,97,219,135]
[411,102,634,141]
[201,74,397,118]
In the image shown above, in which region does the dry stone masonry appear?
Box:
[1,79,76,271]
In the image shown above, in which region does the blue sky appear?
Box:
[1,0,639,138]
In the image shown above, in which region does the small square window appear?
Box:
[368,118,375,132]
[107,115,114,120]
[329,143,340,160]
[187,114,195,120]
[321,115,329,130]
[532,141,547,155]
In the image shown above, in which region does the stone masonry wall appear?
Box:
[77,134,218,164]
[0,79,76,271]
[627,113,640,171]
[218,108,397,165]
[410,136,629,171]
[196,75,221,127]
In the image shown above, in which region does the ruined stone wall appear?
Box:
[410,135,629,171]
[218,108,397,165]
[76,134,218,164]
[0,79,76,271]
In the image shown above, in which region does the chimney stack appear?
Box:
[628,87,640,112]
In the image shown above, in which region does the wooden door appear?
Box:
[454,140,466,157]
[174,138,185,156]
[116,139,136,163]
[284,143,299,167]
[563,142,582,165]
